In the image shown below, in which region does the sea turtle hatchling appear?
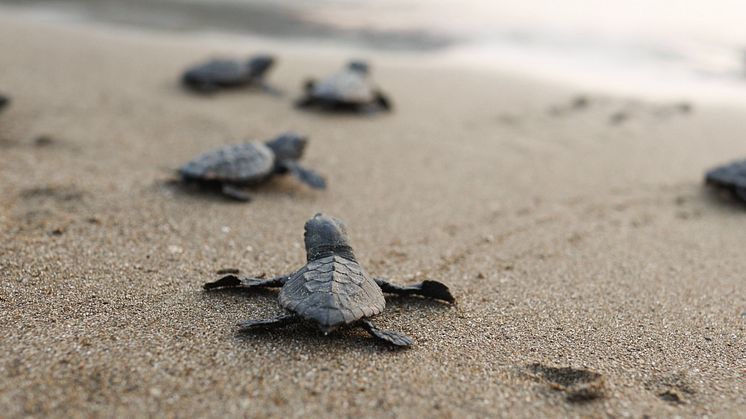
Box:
[705,159,746,203]
[178,132,326,201]
[296,61,391,113]
[204,213,455,347]
[182,54,276,94]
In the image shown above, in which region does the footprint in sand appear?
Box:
[525,363,606,403]
[645,371,698,405]
[14,185,89,233]
[0,133,76,150]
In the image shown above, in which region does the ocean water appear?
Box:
[3,0,746,101]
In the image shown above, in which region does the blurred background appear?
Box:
[2,0,746,102]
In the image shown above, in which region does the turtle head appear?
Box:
[304,213,355,261]
[266,132,307,161]
[247,54,275,77]
[347,60,369,74]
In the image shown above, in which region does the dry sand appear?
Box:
[0,13,744,418]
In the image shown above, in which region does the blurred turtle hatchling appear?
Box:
[296,61,391,113]
[178,132,326,201]
[182,54,277,94]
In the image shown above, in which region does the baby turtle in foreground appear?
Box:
[0,94,9,112]
[179,132,326,201]
[705,159,746,203]
[182,54,276,94]
[296,61,391,113]
[204,214,455,347]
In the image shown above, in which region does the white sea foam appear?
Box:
[294,0,746,101]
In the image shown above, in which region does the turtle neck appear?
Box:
[306,244,357,262]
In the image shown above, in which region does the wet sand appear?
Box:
[0,13,744,418]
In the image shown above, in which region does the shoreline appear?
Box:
[0,12,744,418]
[3,3,746,104]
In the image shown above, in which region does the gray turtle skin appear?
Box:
[296,61,392,113]
[178,133,326,201]
[204,214,455,347]
[182,54,276,94]
[705,159,746,202]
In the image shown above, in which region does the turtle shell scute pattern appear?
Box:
[279,255,386,330]
[312,71,375,104]
[179,142,275,184]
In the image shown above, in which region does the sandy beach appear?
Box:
[0,13,744,418]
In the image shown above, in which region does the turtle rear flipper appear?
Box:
[221,184,252,201]
[238,314,298,332]
[203,274,288,290]
[735,187,746,202]
[361,320,412,347]
[282,160,327,189]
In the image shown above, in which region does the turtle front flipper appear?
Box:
[374,90,392,111]
[281,160,327,189]
[303,79,316,93]
[360,320,412,348]
[221,184,252,201]
[238,314,299,332]
[295,79,317,108]
[374,278,455,303]
[204,274,289,290]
